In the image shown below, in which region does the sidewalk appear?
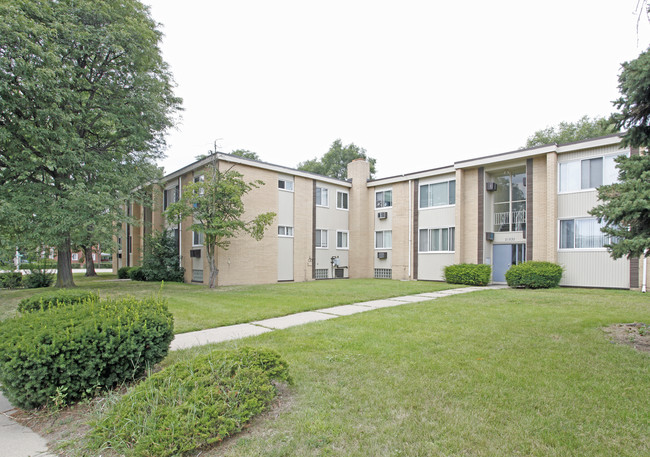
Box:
[1,284,505,456]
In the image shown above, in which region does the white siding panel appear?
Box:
[558,251,629,288]
[278,237,294,281]
[558,145,627,163]
[557,192,600,219]
[419,206,455,228]
[418,253,455,281]
[278,191,294,226]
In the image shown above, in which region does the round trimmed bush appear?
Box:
[0,296,174,409]
[18,289,99,313]
[505,261,563,289]
[444,263,492,286]
[117,266,132,279]
[128,266,146,281]
[0,272,22,289]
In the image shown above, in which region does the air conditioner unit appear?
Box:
[190,249,201,258]
[485,232,495,241]
[378,211,388,219]
[486,182,497,191]
[377,251,388,259]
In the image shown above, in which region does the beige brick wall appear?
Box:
[391,181,411,280]
[457,168,478,263]
[293,176,314,283]
[545,152,558,263]
[532,155,548,261]
[179,174,194,283]
[348,160,373,278]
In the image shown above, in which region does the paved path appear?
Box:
[1,284,505,456]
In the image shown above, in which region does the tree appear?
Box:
[165,157,275,288]
[524,115,618,148]
[297,139,377,180]
[0,0,181,287]
[230,149,260,161]
[589,47,650,260]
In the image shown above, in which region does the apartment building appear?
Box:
[115,134,648,290]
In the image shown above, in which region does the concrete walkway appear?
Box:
[1,284,504,456]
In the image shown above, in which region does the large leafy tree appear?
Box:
[297,139,376,179]
[0,0,181,287]
[524,115,618,148]
[230,149,260,161]
[165,156,275,288]
[590,47,650,260]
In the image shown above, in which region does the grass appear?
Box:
[0,274,458,333]
[155,287,650,457]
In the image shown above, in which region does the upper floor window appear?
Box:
[315,229,328,248]
[559,154,623,193]
[163,185,179,210]
[278,179,294,191]
[316,187,329,207]
[375,190,393,208]
[336,230,349,249]
[336,191,349,210]
[278,226,294,237]
[375,230,392,249]
[559,217,615,249]
[493,171,526,232]
[419,227,455,252]
[193,231,204,246]
[420,180,455,208]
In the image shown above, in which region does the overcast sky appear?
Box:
[145,0,650,179]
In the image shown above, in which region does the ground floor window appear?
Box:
[337,231,349,249]
[315,269,328,279]
[419,227,455,252]
[192,269,203,282]
[560,218,612,249]
[316,229,328,248]
[375,230,392,249]
[374,268,392,279]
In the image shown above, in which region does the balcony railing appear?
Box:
[494,210,526,232]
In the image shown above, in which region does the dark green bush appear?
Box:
[128,266,147,281]
[23,269,55,288]
[444,263,491,286]
[140,230,185,282]
[0,272,22,289]
[18,290,99,313]
[117,266,132,279]
[88,347,291,457]
[505,261,563,289]
[0,296,174,409]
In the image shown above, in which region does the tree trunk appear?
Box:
[207,246,219,289]
[83,245,97,277]
[56,236,76,288]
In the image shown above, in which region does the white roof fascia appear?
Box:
[556,135,624,153]
[161,153,351,187]
[368,166,456,187]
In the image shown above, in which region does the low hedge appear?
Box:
[128,266,147,281]
[0,272,22,289]
[505,261,563,289]
[117,266,132,279]
[18,289,99,313]
[88,347,291,457]
[23,269,55,289]
[444,263,491,286]
[0,296,174,409]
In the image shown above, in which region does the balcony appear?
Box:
[494,210,526,232]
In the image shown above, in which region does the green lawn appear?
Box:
[160,287,650,457]
[0,274,458,333]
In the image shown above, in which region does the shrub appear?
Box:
[444,263,492,286]
[140,230,185,282]
[88,347,291,457]
[23,269,54,288]
[18,290,99,313]
[505,261,563,289]
[117,266,132,279]
[128,266,147,281]
[0,296,174,409]
[0,272,22,289]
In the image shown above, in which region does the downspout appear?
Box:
[643,250,647,293]
[408,179,412,279]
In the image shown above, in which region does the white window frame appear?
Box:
[192,230,204,246]
[375,230,392,249]
[278,226,294,237]
[558,152,628,194]
[278,179,294,192]
[316,187,329,207]
[315,229,328,248]
[558,217,613,250]
[336,230,349,250]
[71,253,79,261]
[336,191,349,210]
[375,189,393,209]
[419,180,456,209]
[419,227,455,253]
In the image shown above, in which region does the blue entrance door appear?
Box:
[493,244,525,282]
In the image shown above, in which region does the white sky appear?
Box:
[146,0,650,179]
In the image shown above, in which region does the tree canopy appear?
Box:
[297,139,376,180]
[0,0,181,286]
[524,115,618,148]
[230,149,260,161]
[165,157,275,288]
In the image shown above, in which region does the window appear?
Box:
[493,171,526,232]
[420,180,455,208]
[92,253,97,261]
[315,269,328,279]
[278,226,294,237]
[560,218,614,249]
[278,179,294,191]
[163,185,179,210]
[336,231,349,249]
[419,227,455,252]
[336,191,349,210]
[375,190,393,208]
[316,187,329,207]
[71,253,79,261]
[559,154,625,192]
[375,230,392,249]
[316,229,328,248]
[374,268,392,279]
[193,231,204,246]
